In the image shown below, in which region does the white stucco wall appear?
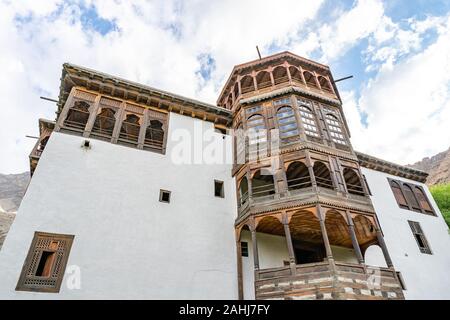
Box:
[362,167,450,300]
[240,230,290,300]
[0,113,238,299]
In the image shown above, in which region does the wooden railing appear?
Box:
[255,261,404,300]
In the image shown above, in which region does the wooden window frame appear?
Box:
[388,178,436,216]
[16,232,74,293]
[408,220,432,254]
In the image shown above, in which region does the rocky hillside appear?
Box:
[0,172,30,212]
[410,147,450,185]
[0,172,29,249]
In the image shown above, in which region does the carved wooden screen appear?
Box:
[16,232,74,293]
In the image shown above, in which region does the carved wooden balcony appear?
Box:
[255,261,404,300]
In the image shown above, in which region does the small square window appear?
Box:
[214,180,224,198]
[241,242,248,257]
[159,189,171,203]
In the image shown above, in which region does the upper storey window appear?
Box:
[297,99,319,138]
[119,114,141,145]
[240,75,255,94]
[92,108,116,137]
[276,106,299,139]
[246,114,266,146]
[245,105,262,115]
[318,76,333,93]
[303,71,318,88]
[274,97,291,106]
[64,101,90,130]
[388,178,435,216]
[325,113,347,145]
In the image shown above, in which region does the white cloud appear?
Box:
[0,0,449,174]
[347,15,450,164]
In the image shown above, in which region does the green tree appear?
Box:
[430,183,450,228]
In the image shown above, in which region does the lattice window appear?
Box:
[325,113,347,145]
[16,232,74,293]
[241,242,249,257]
[274,97,291,106]
[297,99,319,138]
[246,114,266,146]
[245,105,262,115]
[276,106,299,139]
[408,221,432,254]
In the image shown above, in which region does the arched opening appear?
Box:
[273,66,288,85]
[144,120,164,150]
[313,162,334,189]
[289,211,325,264]
[403,184,421,211]
[119,114,141,144]
[364,245,387,267]
[238,176,249,206]
[226,94,233,109]
[255,216,288,268]
[256,71,272,89]
[353,215,377,257]
[325,211,358,263]
[289,66,303,83]
[286,162,311,190]
[240,75,255,94]
[92,108,116,137]
[343,168,365,196]
[64,100,90,130]
[251,169,275,198]
[389,180,408,209]
[303,71,318,88]
[276,106,299,139]
[414,187,433,214]
[318,76,333,93]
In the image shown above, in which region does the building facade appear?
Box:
[0,52,448,299]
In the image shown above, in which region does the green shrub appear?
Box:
[429,183,450,228]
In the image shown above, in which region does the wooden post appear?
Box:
[317,205,333,260]
[83,95,101,138]
[376,230,393,267]
[282,213,296,275]
[251,229,259,271]
[55,86,77,132]
[346,212,364,264]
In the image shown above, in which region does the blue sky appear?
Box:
[0,0,449,173]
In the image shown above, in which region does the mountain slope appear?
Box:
[410,147,450,185]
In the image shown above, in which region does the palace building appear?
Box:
[0,51,449,299]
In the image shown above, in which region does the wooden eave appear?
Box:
[217,51,332,105]
[57,63,232,126]
[355,151,428,183]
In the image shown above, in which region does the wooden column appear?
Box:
[305,151,317,188]
[55,86,77,132]
[376,229,393,267]
[111,103,126,144]
[83,95,101,138]
[317,205,333,260]
[251,229,259,271]
[346,212,364,264]
[137,109,149,149]
[282,213,296,275]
